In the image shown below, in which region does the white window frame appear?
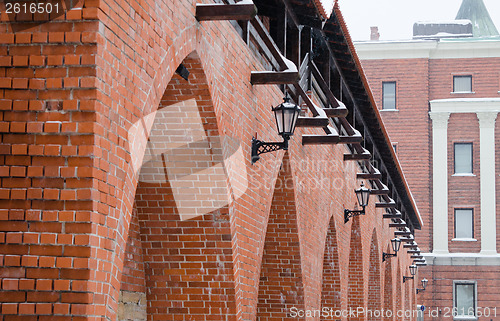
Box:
[453,75,473,93]
[453,280,477,320]
[454,143,473,175]
[454,208,474,240]
[382,81,397,110]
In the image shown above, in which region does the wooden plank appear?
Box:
[376,202,396,208]
[394,231,411,236]
[196,3,257,21]
[411,255,423,259]
[403,243,418,249]
[250,71,299,85]
[344,152,371,161]
[310,60,340,107]
[370,188,390,195]
[389,222,406,228]
[296,117,329,128]
[250,17,288,70]
[357,172,382,179]
[302,134,362,145]
[323,107,348,118]
[383,213,402,219]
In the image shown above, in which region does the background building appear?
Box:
[356,0,500,319]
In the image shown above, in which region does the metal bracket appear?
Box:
[251,137,288,164]
[403,276,414,283]
[382,252,397,262]
[344,208,365,224]
[416,288,425,294]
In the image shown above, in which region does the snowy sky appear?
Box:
[320,0,500,41]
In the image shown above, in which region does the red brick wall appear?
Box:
[0,0,418,320]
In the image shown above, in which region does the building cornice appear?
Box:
[429,98,500,113]
[355,39,500,60]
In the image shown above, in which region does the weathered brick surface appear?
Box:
[0,0,419,320]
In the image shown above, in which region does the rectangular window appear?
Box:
[455,209,473,239]
[454,281,476,318]
[454,143,473,174]
[382,82,396,110]
[453,75,472,93]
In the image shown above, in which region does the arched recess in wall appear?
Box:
[383,244,393,321]
[119,51,237,320]
[256,154,305,320]
[368,230,381,321]
[320,216,341,320]
[347,217,364,321]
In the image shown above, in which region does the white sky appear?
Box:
[321,0,500,41]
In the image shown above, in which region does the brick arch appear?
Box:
[257,154,305,320]
[120,52,237,320]
[383,245,394,321]
[368,230,381,321]
[320,216,341,320]
[347,217,364,321]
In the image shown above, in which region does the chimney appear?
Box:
[370,26,380,41]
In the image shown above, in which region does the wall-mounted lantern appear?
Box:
[344,183,371,223]
[403,264,417,283]
[416,278,428,294]
[251,95,301,164]
[382,238,401,262]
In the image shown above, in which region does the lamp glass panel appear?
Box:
[422,279,428,289]
[392,238,401,252]
[409,265,417,276]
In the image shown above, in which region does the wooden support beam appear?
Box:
[370,188,390,195]
[407,249,421,254]
[389,222,406,228]
[411,255,424,259]
[296,117,329,128]
[403,243,418,249]
[357,172,382,180]
[400,237,415,243]
[383,213,402,219]
[343,152,371,161]
[196,3,257,21]
[376,202,396,208]
[250,71,299,85]
[323,107,349,118]
[394,230,411,236]
[302,134,362,145]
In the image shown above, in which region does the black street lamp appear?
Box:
[344,182,371,223]
[403,265,417,283]
[382,238,401,262]
[416,278,428,294]
[251,95,301,164]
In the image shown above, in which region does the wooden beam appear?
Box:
[376,202,396,208]
[302,134,362,145]
[296,117,329,128]
[323,107,349,118]
[389,222,406,228]
[196,3,257,21]
[411,255,424,259]
[403,243,418,249]
[370,188,390,195]
[250,71,299,85]
[383,213,402,219]
[357,172,382,180]
[407,250,421,254]
[343,152,371,161]
[394,231,411,236]
[400,237,415,243]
